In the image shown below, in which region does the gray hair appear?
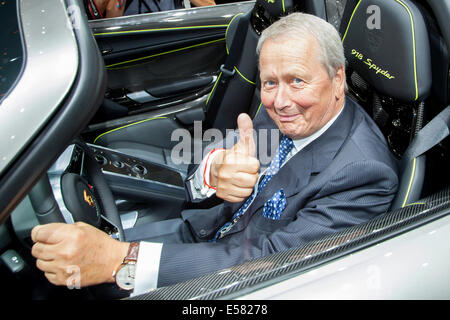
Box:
[256,12,346,79]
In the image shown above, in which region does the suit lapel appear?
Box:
[309,98,356,174]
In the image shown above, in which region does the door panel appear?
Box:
[96,26,227,66]
[105,38,225,92]
[88,3,255,125]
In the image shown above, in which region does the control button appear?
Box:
[94,154,107,166]
[0,249,26,274]
[112,160,125,168]
[132,164,147,176]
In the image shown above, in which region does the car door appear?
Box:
[84,2,255,141]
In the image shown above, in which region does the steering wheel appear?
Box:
[28,139,125,241]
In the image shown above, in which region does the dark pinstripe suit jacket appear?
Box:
[157,97,399,287]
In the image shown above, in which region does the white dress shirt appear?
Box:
[132,105,344,296]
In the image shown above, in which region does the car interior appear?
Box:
[0,0,449,300]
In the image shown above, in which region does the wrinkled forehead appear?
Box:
[259,33,322,68]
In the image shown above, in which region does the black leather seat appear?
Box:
[339,0,432,209]
[93,0,297,177]
[95,0,437,209]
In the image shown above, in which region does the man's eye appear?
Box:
[292,78,303,84]
[264,80,276,88]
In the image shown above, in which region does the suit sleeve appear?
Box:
[155,159,398,287]
[277,160,399,245]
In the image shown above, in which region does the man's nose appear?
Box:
[274,84,292,110]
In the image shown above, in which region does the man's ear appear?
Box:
[333,66,346,99]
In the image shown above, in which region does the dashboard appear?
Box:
[5,142,187,250]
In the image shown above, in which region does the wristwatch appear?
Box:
[114,242,140,291]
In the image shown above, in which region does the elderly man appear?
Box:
[31,13,398,295]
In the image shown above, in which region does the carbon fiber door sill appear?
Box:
[130,187,450,300]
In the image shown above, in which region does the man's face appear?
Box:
[259,34,345,139]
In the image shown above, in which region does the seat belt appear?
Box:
[220,14,249,83]
[205,13,250,127]
[391,105,449,209]
[402,105,450,161]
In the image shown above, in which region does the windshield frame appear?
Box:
[0,0,79,177]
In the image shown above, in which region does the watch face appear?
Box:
[116,263,136,291]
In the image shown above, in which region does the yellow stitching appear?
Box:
[402,157,417,208]
[342,0,419,100]
[405,202,426,207]
[93,117,168,144]
[350,49,396,80]
[234,66,255,85]
[106,38,225,69]
[225,13,243,55]
[206,72,222,106]
[206,68,254,107]
[394,0,418,101]
[341,0,362,43]
[254,102,263,118]
[94,25,228,36]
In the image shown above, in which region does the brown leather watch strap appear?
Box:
[123,242,140,264]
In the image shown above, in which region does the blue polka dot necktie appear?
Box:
[212,134,295,241]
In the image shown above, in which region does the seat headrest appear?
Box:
[256,0,295,18]
[342,0,432,102]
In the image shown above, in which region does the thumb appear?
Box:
[235,113,255,156]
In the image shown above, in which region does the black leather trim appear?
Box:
[391,155,426,209]
[426,0,450,54]
[256,0,294,17]
[95,117,181,150]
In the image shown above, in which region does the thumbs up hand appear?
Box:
[233,113,256,157]
[210,114,260,203]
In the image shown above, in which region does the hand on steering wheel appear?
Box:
[28,139,128,287]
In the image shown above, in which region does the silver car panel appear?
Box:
[0,0,79,175]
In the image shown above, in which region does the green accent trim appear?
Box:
[341,0,362,43]
[225,13,244,55]
[401,157,417,208]
[282,0,286,13]
[94,25,228,36]
[406,201,426,207]
[205,68,254,108]
[106,38,225,69]
[93,116,168,144]
[254,102,263,118]
[395,0,419,101]
[205,67,254,107]
[234,67,255,85]
[206,72,222,106]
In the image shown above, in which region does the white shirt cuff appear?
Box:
[189,149,225,200]
[131,242,163,297]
